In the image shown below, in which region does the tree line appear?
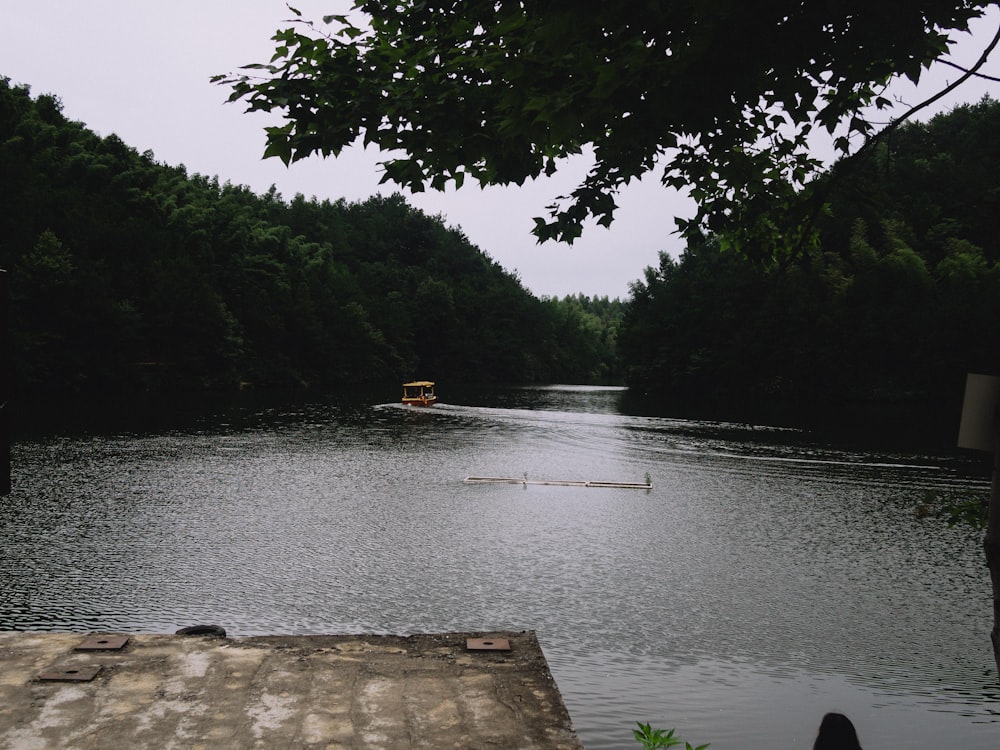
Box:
[0,79,623,393]
[620,97,1000,409]
[3,77,998,412]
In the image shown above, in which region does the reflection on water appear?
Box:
[2,385,997,748]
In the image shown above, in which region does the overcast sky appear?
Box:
[2,2,998,299]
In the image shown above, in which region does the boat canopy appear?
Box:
[402,380,437,405]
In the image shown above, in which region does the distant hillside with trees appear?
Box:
[0,79,623,393]
[620,97,1000,408]
[5,78,997,412]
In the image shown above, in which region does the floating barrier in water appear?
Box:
[464,476,652,490]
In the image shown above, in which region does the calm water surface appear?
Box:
[2,385,998,748]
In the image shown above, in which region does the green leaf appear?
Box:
[262,140,293,165]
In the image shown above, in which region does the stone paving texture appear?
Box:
[0,630,582,749]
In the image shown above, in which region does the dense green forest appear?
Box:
[3,77,998,408]
[0,79,622,393]
[620,97,1000,407]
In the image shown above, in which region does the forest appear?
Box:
[0,79,622,393]
[2,77,998,413]
[620,96,1000,410]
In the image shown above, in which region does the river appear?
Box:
[1,385,997,748]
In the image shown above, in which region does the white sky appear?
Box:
[1,1,997,299]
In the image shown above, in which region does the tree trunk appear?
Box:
[0,269,9,497]
[988,430,1000,678]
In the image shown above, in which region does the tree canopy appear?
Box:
[216,0,998,253]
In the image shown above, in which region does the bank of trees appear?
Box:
[4,76,996,404]
[4,77,997,406]
[0,79,622,392]
[620,97,1000,405]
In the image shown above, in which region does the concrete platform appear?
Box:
[0,630,582,749]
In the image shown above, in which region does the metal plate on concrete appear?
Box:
[75,635,129,651]
[37,665,102,682]
[466,637,511,651]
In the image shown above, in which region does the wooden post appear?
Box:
[958,373,1000,678]
[988,420,1000,676]
[0,268,9,496]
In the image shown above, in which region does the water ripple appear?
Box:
[1,390,996,749]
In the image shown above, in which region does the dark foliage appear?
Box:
[0,79,623,393]
[620,97,1000,406]
[218,1,992,252]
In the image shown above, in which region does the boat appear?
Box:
[402,380,437,406]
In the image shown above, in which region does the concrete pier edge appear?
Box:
[0,629,583,749]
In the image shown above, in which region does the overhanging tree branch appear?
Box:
[216,1,998,252]
[937,57,1000,81]
[857,21,1000,162]
[785,21,1000,262]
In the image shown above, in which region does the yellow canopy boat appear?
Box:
[402,380,437,406]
